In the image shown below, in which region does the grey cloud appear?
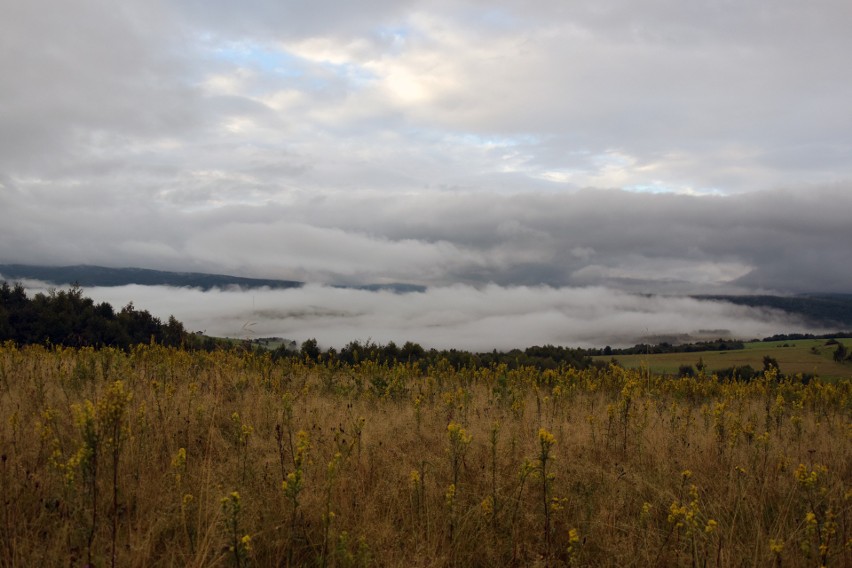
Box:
[3,184,849,294]
[237,187,852,292]
[1,1,850,301]
[2,1,200,173]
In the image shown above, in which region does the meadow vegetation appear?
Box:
[0,343,850,566]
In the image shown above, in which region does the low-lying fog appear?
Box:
[18,281,817,351]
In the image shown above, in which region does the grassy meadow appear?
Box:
[0,343,850,566]
[595,339,852,381]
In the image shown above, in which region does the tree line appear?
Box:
[276,338,594,372]
[586,338,746,357]
[0,282,593,370]
[0,282,207,349]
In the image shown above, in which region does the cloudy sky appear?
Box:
[2,1,851,346]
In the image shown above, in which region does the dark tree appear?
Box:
[300,338,321,362]
[834,343,848,362]
[400,341,425,362]
[0,281,194,349]
[163,316,187,347]
[678,364,695,378]
[763,355,779,371]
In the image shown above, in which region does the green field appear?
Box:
[594,338,852,380]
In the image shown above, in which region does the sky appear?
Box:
[2,1,851,347]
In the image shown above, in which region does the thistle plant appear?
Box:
[446,421,471,541]
[170,446,196,549]
[537,428,556,556]
[665,471,719,567]
[350,415,365,465]
[566,527,581,566]
[282,429,310,556]
[586,412,598,448]
[99,380,132,568]
[171,447,187,488]
[275,392,295,483]
[230,411,253,484]
[408,459,430,542]
[792,463,836,565]
[488,421,501,533]
[52,381,132,568]
[618,377,641,456]
[413,395,423,436]
[712,401,728,456]
[221,491,251,568]
[409,468,423,519]
[770,393,786,434]
[790,408,803,444]
[333,530,371,568]
[72,399,99,567]
[769,538,784,567]
[322,430,353,568]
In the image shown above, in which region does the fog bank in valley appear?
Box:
[26,283,814,351]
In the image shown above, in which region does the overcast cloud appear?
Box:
[2,1,851,346]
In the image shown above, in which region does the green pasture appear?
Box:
[594,338,852,380]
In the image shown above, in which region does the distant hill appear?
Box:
[0,264,303,291]
[340,283,427,293]
[693,294,852,329]
[0,264,427,294]
[2,265,848,326]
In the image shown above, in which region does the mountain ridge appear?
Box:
[2,264,850,328]
[0,263,426,294]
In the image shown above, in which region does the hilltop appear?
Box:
[0,264,425,293]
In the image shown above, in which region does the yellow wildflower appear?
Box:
[568,528,580,544]
[538,428,556,447]
[705,519,717,534]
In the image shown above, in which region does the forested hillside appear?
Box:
[694,294,852,328]
[0,264,303,290]
[0,282,199,349]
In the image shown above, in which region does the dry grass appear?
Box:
[0,344,850,567]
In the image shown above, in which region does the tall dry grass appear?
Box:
[0,343,849,566]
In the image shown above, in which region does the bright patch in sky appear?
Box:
[213,42,304,76]
[625,183,687,194]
